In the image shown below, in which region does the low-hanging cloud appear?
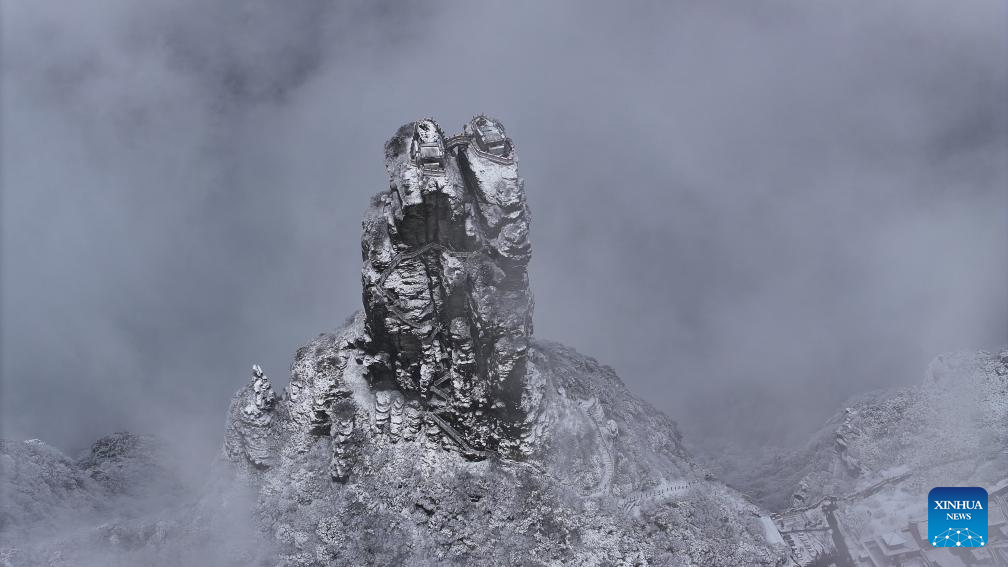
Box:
[2,0,1005,462]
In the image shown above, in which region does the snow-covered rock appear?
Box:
[221,117,788,566]
[787,349,1008,509]
[0,433,272,567]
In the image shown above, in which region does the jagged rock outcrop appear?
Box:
[221,117,787,566]
[360,116,534,458]
[224,364,279,472]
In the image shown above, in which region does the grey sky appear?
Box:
[2,0,1006,460]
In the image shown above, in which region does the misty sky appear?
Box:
[2,0,1006,460]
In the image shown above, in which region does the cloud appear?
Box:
[2,0,1005,457]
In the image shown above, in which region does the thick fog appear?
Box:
[2,0,1006,466]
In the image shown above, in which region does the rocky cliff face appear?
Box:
[220,117,787,566]
[359,116,534,460]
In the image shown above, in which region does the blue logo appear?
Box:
[928,486,988,547]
